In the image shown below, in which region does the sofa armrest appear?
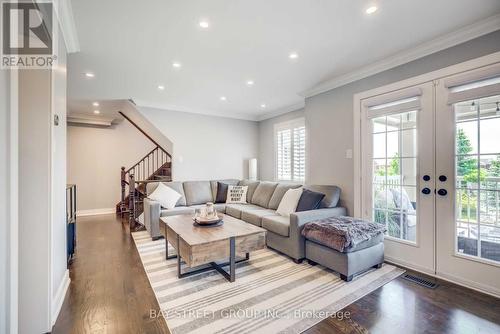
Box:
[290,207,347,231]
[144,198,162,239]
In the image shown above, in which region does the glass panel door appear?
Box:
[371,111,418,242]
[362,82,435,274]
[454,95,500,262]
[436,74,500,295]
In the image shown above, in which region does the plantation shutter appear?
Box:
[293,125,306,181]
[275,118,306,181]
[276,129,292,180]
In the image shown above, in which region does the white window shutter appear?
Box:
[275,118,305,182]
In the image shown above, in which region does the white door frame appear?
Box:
[353,51,500,297]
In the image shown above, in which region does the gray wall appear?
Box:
[139,106,259,181]
[259,30,500,214]
[67,120,156,212]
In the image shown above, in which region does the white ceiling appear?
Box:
[67,0,500,120]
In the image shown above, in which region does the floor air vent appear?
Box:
[402,273,439,289]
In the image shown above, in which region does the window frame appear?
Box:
[273,117,306,182]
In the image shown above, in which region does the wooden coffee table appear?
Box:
[160,214,266,282]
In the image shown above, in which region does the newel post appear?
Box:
[128,173,136,231]
[120,167,126,213]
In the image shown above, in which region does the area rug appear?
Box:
[132,231,404,334]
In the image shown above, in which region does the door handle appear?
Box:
[439,175,447,182]
[437,189,447,196]
[421,187,431,195]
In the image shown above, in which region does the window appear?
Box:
[275,118,306,181]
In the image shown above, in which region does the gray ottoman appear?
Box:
[302,217,385,281]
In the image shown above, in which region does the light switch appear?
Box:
[345,149,353,159]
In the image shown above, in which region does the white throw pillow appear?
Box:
[148,183,181,209]
[226,185,248,204]
[276,187,303,217]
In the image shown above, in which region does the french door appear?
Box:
[361,82,436,274]
[435,65,500,294]
[360,61,500,295]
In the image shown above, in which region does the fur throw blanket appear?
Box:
[302,216,386,252]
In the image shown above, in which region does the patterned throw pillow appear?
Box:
[226,185,248,204]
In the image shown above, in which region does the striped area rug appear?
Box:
[133,231,403,334]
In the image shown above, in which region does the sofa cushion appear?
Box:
[296,189,325,212]
[276,187,303,217]
[225,203,261,219]
[268,183,302,209]
[215,182,229,203]
[241,209,277,227]
[147,181,186,206]
[238,180,260,202]
[183,181,213,206]
[305,185,341,208]
[148,182,182,209]
[251,181,278,208]
[262,215,290,237]
[210,179,239,201]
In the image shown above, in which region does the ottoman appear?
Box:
[302,216,385,282]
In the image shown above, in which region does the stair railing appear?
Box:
[117,111,173,231]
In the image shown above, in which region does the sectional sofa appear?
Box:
[143,179,347,262]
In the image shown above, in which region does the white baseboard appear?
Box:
[51,270,70,325]
[76,208,115,217]
[384,256,500,299]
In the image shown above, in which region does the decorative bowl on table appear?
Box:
[193,203,223,226]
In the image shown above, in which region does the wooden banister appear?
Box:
[118,111,172,159]
[117,110,173,229]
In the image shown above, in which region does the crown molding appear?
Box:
[256,100,305,121]
[302,14,500,98]
[54,0,80,53]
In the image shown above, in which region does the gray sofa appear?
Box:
[143,179,347,262]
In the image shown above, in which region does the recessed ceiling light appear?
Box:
[289,52,299,60]
[220,96,227,101]
[260,104,267,109]
[93,110,100,114]
[84,72,95,78]
[92,102,99,107]
[366,6,378,14]
[172,62,182,68]
[246,80,254,86]
[158,85,165,90]
[199,20,209,29]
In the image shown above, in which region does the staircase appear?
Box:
[116,110,173,230]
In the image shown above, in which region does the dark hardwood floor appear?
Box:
[53,214,500,334]
[52,214,170,334]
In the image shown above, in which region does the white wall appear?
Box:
[67,120,156,212]
[0,64,12,334]
[19,70,52,333]
[259,30,500,214]
[51,33,69,324]
[139,106,259,181]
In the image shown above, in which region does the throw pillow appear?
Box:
[296,189,325,212]
[226,185,248,204]
[147,182,181,209]
[276,187,303,217]
[215,182,229,203]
